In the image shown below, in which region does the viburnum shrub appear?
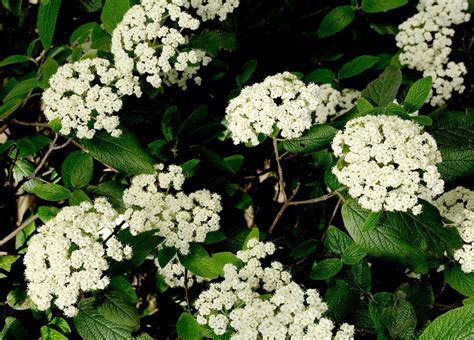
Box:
[0,0,472,339]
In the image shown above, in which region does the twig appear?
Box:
[327,198,342,227]
[269,183,301,234]
[11,119,50,128]
[288,187,345,206]
[0,214,38,247]
[184,269,192,314]
[273,138,287,202]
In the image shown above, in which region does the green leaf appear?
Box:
[82,128,154,175]
[204,231,226,244]
[362,65,402,107]
[341,198,462,272]
[210,252,242,277]
[0,256,20,278]
[362,0,408,13]
[0,98,22,120]
[12,160,42,192]
[445,263,474,298]
[37,0,62,50]
[325,279,360,324]
[189,30,238,57]
[420,304,474,339]
[177,313,202,340]
[290,239,318,259]
[338,55,380,80]
[38,206,60,222]
[236,59,257,87]
[108,276,138,304]
[87,181,126,212]
[381,299,417,338]
[304,68,335,84]
[74,298,134,339]
[49,317,71,335]
[317,6,355,38]
[178,244,220,279]
[361,211,382,231]
[69,189,91,205]
[348,259,371,292]
[0,317,28,339]
[17,135,50,158]
[97,291,140,330]
[341,243,367,265]
[369,292,393,337]
[324,225,355,256]
[7,287,30,310]
[38,57,59,89]
[4,78,38,102]
[356,97,374,113]
[180,159,200,178]
[0,55,33,68]
[178,104,208,136]
[80,0,103,12]
[310,258,343,280]
[162,106,180,141]
[223,155,244,175]
[1,0,23,16]
[70,22,98,45]
[404,76,432,113]
[157,246,176,268]
[41,326,68,340]
[100,0,130,34]
[243,228,260,249]
[61,151,94,189]
[282,124,337,153]
[30,183,71,201]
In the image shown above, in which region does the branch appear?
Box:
[268,183,301,234]
[183,269,192,314]
[0,214,38,247]
[273,138,287,202]
[288,186,346,206]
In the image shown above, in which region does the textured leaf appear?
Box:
[69,189,91,205]
[341,198,462,271]
[362,211,382,231]
[30,183,71,201]
[338,55,380,80]
[325,280,360,324]
[40,326,68,340]
[317,6,355,38]
[61,151,94,189]
[283,125,337,153]
[290,239,318,259]
[82,128,154,175]
[12,160,42,192]
[189,30,238,57]
[362,66,402,107]
[362,0,408,13]
[404,76,432,113]
[97,291,140,330]
[310,258,343,280]
[445,263,474,298]
[74,298,133,339]
[37,0,62,49]
[420,304,474,339]
[324,226,355,256]
[37,206,60,222]
[100,0,130,34]
[381,299,417,338]
[348,259,371,292]
[87,181,126,211]
[177,313,201,340]
[341,243,367,265]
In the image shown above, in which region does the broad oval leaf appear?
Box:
[0,55,33,68]
[30,183,71,201]
[304,68,335,84]
[362,0,408,13]
[177,313,201,340]
[404,76,432,113]
[338,55,380,80]
[100,0,130,34]
[310,258,343,280]
[445,263,474,298]
[317,6,355,38]
[61,151,94,189]
[419,304,474,339]
[96,291,140,330]
[37,0,62,50]
[362,65,402,107]
[283,124,337,153]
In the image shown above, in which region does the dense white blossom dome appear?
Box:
[24,198,132,317]
[332,115,444,214]
[195,238,355,339]
[433,187,474,272]
[122,164,222,255]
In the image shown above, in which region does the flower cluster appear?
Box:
[123,164,222,255]
[332,115,444,214]
[433,187,474,273]
[395,0,471,106]
[195,239,354,339]
[155,255,205,288]
[43,0,240,138]
[42,58,141,139]
[225,72,321,145]
[24,198,132,317]
[315,84,360,123]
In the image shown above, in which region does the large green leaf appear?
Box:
[362,65,402,107]
[30,183,71,201]
[445,263,474,298]
[420,304,474,339]
[341,198,462,271]
[324,225,355,256]
[304,68,335,84]
[282,124,337,153]
[74,298,134,339]
[338,55,380,80]
[96,291,140,330]
[310,258,343,280]
[100,0,130,34]
[61,151,94,189]
[82,128,154,175]
[381,299,417,338]
[177,313,202,340]
[189,30,238,57]
[0,55,33,68]
[37,0,62,49]
[178,244,219,279]
[362,0,408,13]
[404,76,432,113]
[317,6,355,38]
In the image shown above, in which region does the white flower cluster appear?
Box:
[225,72,321,145]
[24,198,132,317]
[395,0,471,106]
[42,58,141,139]
[433,187,474,273]
[315,84,360,123]
[332,115,444,214]
[123,164,222,255]
[195,239,354,339]
[155,255,205,288]
[43,0,240,138]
